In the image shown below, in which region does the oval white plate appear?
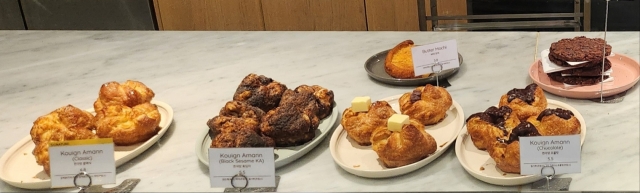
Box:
[330,94,465,178]
[196,105,339,169]
[455,99,586,186]
[0,100,174,190]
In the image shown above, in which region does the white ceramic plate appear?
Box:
[455,99,586,186]
[330,94,465,178]
[0,100,174,190]
[196,105,339,169]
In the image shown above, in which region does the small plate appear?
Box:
[330,94,465,178]
[196,105,339,169]
[364,49,463,86]
[529,53,640,99]
[455,99,586,186]
[0,100,174,190]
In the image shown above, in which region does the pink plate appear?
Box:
[529,53,640,99]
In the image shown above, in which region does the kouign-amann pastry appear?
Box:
[488,121,542,174]
[465,106,520,150]
[211,129,275,148]
[94,80,161,146]
[399,84,452,125]
[499,83,547,121]
[371,115,437,168]
[341,99,396,146]
[232,73,287,112]
[294,85,335,119]
[527,108,581,136]
[30,105,98,175]
[384,40,430,79]
[260,104,319,147]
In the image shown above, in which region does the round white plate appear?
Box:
[330,94,465,178]
[455,99,586,186]
[0,100,174,190]
[196,105,339,169]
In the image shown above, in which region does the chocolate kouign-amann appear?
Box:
[487,121,542,174]
[498,83,547,121]
[466,106,520,150]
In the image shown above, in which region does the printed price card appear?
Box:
[209,148,276,188]
[48,138,116,188]
[520,135,581,175]
[411,39,460,76]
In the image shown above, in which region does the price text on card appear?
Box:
[519,135,581,175]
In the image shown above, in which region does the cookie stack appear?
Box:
[546,36,613,86]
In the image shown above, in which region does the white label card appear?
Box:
[48,138,116,188]
[411,39,460,76]
[209,148,276,188]
[519,135,581,175]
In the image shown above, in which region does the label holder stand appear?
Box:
[74,171,92,193]
[428,62,443,87]
[531,164,572,191]
[224,172,281,192]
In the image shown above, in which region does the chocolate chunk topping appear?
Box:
[410,90,422,103]
[537,108,574,121]
[505,122,541,144]
[466,106,513,135]
[506,84,538,104]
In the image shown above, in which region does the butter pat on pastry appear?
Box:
[351,96,371,112]
[387,114,410,132]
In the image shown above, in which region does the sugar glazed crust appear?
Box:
[384,40,431,79]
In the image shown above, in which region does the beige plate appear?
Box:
[455,99,586,186]
[196,105,339,169]
[329,94,465,178]
[0,100,174,190]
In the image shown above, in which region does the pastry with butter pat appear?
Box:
[387,114,410,132]
[341,100,396,146]
[371,117,437,168]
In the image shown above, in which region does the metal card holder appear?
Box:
[225,172,280,192]
[73,171,140,193]
[531,165,573,191]
[427,62,444,87]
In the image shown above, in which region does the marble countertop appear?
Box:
[0,31,637,192]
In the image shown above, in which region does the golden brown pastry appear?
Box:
[233,73,287,112]
[207,115,260,139]
[341,101,396,146]
[384,40,430,79]
[94,80,161,146]
[399,84,452,125]
[293,85,335,119]
[527,108,581,136]
[30,105,98,176]
[466,106,520,150]
[488,121,542,173]
[499,83,547,121]
[94,103,161,146]
[211,129,275,148]
[371,119,437,168]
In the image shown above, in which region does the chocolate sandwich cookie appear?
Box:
[559,58,612,76]
[548,52,607,68]
[547,72,610,86]
[549,36,612,63]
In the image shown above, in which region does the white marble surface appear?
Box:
[0,31,637,192]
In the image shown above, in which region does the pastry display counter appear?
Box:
[0,31,637,192]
